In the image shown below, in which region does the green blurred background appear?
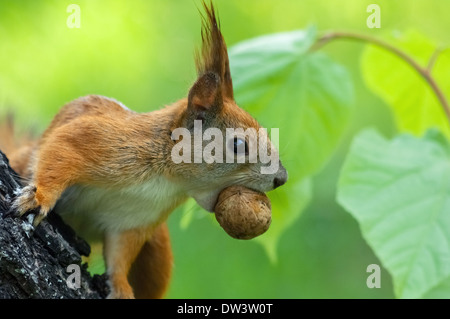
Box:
[1,0,447,298]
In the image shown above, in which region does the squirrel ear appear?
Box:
[187,72,223,119]
[196,1,234,100]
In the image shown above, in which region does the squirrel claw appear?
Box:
[11,185,49,227]
[13,185,38,216]
[32,208,49,227]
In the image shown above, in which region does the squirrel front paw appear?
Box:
[12,185,51,227]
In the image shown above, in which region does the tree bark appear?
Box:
[0,150,109,299]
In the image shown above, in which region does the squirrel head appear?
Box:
[169,1,287,211]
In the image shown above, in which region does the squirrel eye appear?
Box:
[233,137,248,155]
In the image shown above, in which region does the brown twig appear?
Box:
[311,31,450,126]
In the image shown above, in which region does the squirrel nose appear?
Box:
[273,176,287,189]
[273,165,288,189]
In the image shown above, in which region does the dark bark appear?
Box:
[0,150,109,299]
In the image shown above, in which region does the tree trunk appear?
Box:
[0,150,109,299]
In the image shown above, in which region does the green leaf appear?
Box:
[230,27,354,182]
[361,30,450,137]
[225,27,353,259]
[423,276,450,299]
[337,128,450,298]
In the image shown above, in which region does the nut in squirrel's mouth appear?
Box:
[214,186,264,208]
[191,186,267,213]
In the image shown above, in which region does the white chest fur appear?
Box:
[55,176,186,241]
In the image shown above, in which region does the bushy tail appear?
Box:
[128,223,173,299]
[0,114,36,177]
[0,114,17,157]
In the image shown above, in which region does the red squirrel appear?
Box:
[1,1,287,298]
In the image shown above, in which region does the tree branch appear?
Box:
[0,151,109,299]
[311,31,450,126]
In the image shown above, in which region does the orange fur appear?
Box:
[128,223,173,299]
[0,114,16,156]
[0,115,36,177]
[103,225,154,299]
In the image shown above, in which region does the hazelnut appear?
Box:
[214,186,271,240]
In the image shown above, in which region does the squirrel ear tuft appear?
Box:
[195,1,234,100]
[187,72,222,114]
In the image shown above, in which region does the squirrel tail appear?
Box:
[128,223,173,299]
[0,113,17,157]
[0,113,36,177]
